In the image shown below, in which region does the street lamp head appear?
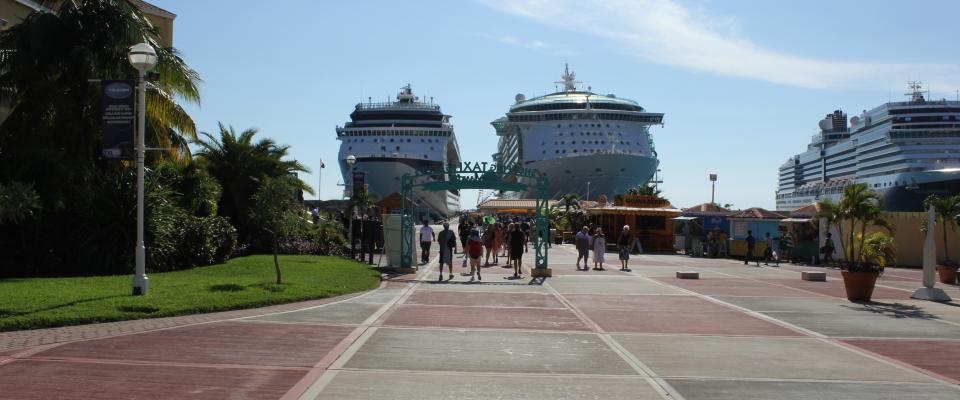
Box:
[128,42,158,73]
[346,155,356,167]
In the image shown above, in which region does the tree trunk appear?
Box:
[273,236,282,284]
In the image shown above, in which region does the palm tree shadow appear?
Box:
[841,301,939,320]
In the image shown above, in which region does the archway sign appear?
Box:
[401,161,552,277]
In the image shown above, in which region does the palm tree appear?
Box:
[834,183,891,270]
[628,184,662,197]
[0,0,201,161]
[194,123,311,242]
[924,194,960,265]
[560,193,581,215]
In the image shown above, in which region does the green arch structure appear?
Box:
[401,162,552,277]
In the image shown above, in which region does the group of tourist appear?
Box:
[574,224,633,272]
[742,229,820,266]
[422,219,529,282]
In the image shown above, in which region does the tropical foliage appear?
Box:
[816,183,894,272]
[193,123,311,244]
[0,1,204,276]
[627,184,662,197]
[923,194,960,266]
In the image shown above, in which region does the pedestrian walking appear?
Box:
[496,223,507,258]
[437,222,456,281]
[822,232,836,263]
[467,228,484,281]
[744,230,759,266]
[482,223,495,265]
[458,221,470,256]
[575,226,591,271]
[419,220,434,265]
[618,225,631,271]
[763,232,774,265]
[493,222,505,263]
[718,230,728,258]
[592,228,606,271]
[508,223,526,278]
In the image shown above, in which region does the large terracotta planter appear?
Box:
[936,265,959,285]
[841,271,879,302]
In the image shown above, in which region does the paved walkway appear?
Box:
[2,233,960,399]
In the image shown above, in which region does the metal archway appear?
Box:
[400,162,551,276]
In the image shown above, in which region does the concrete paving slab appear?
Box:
[614,335,936,382]
[667,379,960,400]
[0,359,304,400]
[249,302,384,325]
[844,339,960,381]
[655,277,817,297]
[404,291,565,308]
[565,294,726,312]
[345,289,405,304]
[548,277,685,295]
[415,280,546,293]
[344,328,636,375]
[37,321,355,367]
[890,300,960,324]
[381,305,590,331]
[716,296,851,314]
[588,309,801,336]
[311,370,663,399]
[549,267,632,276]
[761,279,913,300]
[765,311,960,339]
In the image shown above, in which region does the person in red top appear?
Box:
[467,228,484,281]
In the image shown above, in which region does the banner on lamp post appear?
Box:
[101,80,136,159]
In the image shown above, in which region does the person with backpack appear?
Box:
[467,228,484,281]
[822,232,836,263]
[575,226,591,271]
[437,222,456,281]
[458,221,470,257]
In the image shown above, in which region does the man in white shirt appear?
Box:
[419,220,434,264]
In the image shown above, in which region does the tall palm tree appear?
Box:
[924,194,960,265]
[194,123,311,241]
[628,184,662,197]
[0,0,201,162]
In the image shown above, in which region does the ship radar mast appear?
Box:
[906,81,926,102]
[554,63,581,92]
[397,84,417,103]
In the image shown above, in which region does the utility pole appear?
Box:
[709,173,717,204]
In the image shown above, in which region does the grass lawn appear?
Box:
[0,255,381,332]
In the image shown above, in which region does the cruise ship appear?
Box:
[776,82,960,212]
[336,85,461,218]
[491,65,664,199]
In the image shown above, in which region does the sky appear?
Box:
[153,0,960,210]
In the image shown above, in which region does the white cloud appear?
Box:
[480,34,575,56]
[481,0,960,90]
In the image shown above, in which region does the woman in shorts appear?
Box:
[482,223,495,266]
[493,222,505,264]
[467,228,484,281]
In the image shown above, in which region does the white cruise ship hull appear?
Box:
[519,153,659,199]
[348,159,460,218]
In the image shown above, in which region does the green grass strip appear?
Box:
[0,255,381,332]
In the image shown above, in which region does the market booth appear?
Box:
[727,207,786,258]
[781,203,821,264]
[477,199,557,216]
[585,195,682,253]
[674,203,732,256]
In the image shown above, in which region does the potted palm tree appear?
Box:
[817,184,894,301]
[925,195,960,284]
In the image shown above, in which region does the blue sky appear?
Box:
[154,0,960,209]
